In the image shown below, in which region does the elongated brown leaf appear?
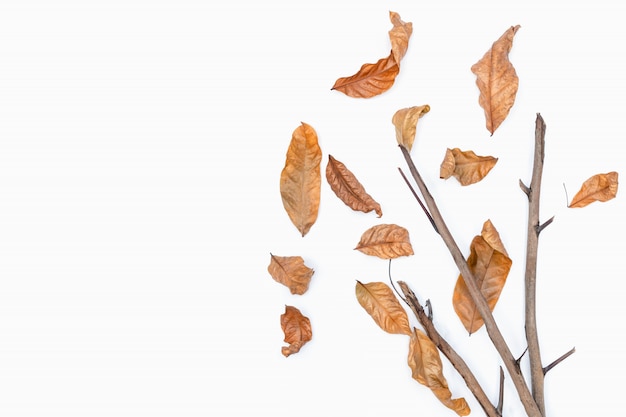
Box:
[331,54,399,98]
[440,148,498,186]
[326,155,382,217]
[392,105,431,151]
[408,328,471,416]
[280,122,322,236]
[388,11,413,67]
[453,220,512,334]
[281,305,312,357]
[471,25,520,135]
[568,171,619,208]
[267,254,314,295]
[355,224,414,259]
[331,11,412,98]
[355,281,411,335]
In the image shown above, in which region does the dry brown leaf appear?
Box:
[331,54,399,99]
[326,155,382,217]
[471,25,521,135]
[331,11,411,98]
[440,148,498,186]
[568,171,619,208]
[280,122,322,236]
[355,281,411,335]
[453,220,512,334]
[408,328,471,416]
[392,105,431,151]
[388,11,413,67]
[280,305,312,357]
[267,254,314,295]
[355,224,414,259]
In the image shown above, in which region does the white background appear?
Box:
[0,1,624,416]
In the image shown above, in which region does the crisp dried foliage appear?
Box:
[440,148,498,186]
[392,105,430,151]
[453,220,512,334]
[471,25,520,135]
[326,155,382,217]
[267,254,314,295]
[280,122,322,236]
[331,11,412,98]
[388,11,413,67]
[568,171,619,208]
[355,281,411,335]
[408,328,471,416]
[355,224,414,259]
[280,305,312,357]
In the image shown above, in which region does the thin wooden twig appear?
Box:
[397,281,499,417]
[543,347,575,375]
[398,144,542,417]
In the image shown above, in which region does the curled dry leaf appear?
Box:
[408,328,471,416]
[280,305,312,357]
[568,171,619,208]
[440,148,498,186]
[388,11,413,67]
[331,11,412,98]
[392,105,431,151]
[355,224,414,259]
[280,122,322,236]
[471,25,521,135]
[355,281,411,335]
[453,220,512,334]
[326,155,382,217]
[267,254,314,295]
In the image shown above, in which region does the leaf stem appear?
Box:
[398,144,542,417]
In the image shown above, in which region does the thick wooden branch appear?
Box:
[522,113,549,416]
[399,145,542,417]
[398,281,499,417]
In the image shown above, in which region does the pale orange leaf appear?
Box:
[388,11,413,67]
[569,171,618,208]
[280,305,312,357]
[280,122,322,236]
[326,155,382,217]
[453,220,512,334]
[392,105,431,151]
[471,25,521,135]
[267,254,314,295]
[355,281,411,335]
[408,328,471,416]
[355,224,414,259]
[440,148,498,186]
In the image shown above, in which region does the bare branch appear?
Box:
[398,281,499,417]
[523,113,548,416]
[398,145,542,417]
[398,167,438,233]
[543,347,576,375]
[496,367,505,417]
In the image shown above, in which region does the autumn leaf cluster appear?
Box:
[266,10,619,415]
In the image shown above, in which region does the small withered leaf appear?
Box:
[326,154,382,217]
[568,171,618,208]
[267,254,314,295]
[280,305,312,357]
[355,224,414,259]
[355,281,411,335]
